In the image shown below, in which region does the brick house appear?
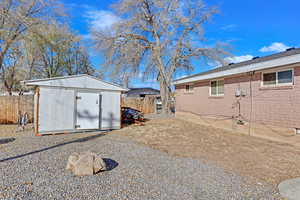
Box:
[173,48,300,130]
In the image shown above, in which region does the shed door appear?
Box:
[76,92,101,129]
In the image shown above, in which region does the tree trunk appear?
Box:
[0,55,4,72]
[7,89,12,96]
[4,80,13,96]
[159,79,171,114]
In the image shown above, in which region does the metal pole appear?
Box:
[248,71,254,136]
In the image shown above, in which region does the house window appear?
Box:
[263,72,276,85]
[262,69,293,86]
[185,84,193,93]
[210,80,224,96]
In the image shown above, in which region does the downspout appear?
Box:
[248,71,255,136]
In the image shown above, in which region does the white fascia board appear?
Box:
[173,53,300,85]
[24,82,128,92]
[23,74,128,92]
[22,74,86,84]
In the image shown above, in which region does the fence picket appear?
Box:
[0,95,34,124]
[121,96,156,114]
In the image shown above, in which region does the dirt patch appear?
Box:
[176,112,300,147]
[114,117,300,185]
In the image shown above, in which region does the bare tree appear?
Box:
[92,0,229,113]
[0,45,27,95]
[0,0,97,94]
[22,33,40,80]
[24,22,96,79]
[0,23,97,94]
[30,23,78,78]
[63,42,95,76]
[0,0,63,72]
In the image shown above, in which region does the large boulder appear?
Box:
[66,152,107,176]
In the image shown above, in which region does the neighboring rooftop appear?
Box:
[173,47,300,85]
[126,87,160,97]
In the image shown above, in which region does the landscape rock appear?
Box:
[66,152,107,176]
[92,153,107,172]
[66,152,79,171]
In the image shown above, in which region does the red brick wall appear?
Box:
[175,66,300,128]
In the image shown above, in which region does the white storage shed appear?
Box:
[24,74,127,135]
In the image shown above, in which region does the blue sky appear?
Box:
[62,0,300,88]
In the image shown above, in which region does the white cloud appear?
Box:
[207,60,222,68]
[259,42,290,53]
[85,10,121,31]
[224,55,253,64]
[207,55,253,68]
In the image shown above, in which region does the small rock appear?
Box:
[66,152,107,176]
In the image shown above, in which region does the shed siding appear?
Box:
[101,91,121,129]
[175,65,300,128]
[39,87,75,132]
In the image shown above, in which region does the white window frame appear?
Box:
[210,79,224,96]
[185,83,194,93]
[261,68,294,87]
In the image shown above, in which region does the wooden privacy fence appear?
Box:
[121,96,156,114]
[0,95,34,124]
[0,95,155,124]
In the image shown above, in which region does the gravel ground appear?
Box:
[0,132,281,200]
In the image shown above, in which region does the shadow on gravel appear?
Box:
[103,158,119,171]
[0,133,105,163]
[0,138,15,145]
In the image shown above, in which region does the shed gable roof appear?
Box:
[23,74,127,91]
